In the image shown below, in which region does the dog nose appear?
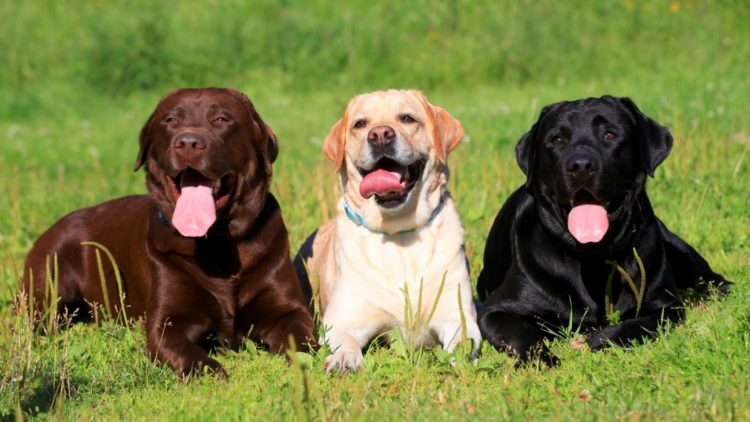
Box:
[173,132,207,152]
[367,125,396,148]
[566,154,600,178]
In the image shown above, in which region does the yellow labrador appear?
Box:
[295,89,481,373]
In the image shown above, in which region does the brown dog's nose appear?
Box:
[367,125,396,148]
[173,132,207,152]
[566,153,600,178]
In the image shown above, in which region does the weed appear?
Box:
[607,247,648,320]
[394,272,447,365]
[80,241,129,324]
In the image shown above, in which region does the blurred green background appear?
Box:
[2,0,748,120]
[3,0,748,253]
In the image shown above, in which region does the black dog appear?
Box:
[477,96,730,361]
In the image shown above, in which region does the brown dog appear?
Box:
[21,88,314,376]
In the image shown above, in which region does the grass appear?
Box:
[1,0,749,420]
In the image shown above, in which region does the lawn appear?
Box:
[1,1,749,420]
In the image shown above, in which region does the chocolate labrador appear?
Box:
[21,88,314,376]
[477,95,730,362]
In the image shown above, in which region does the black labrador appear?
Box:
[477,96,730,361]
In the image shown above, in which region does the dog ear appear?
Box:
[617,97,673,177]
[514,128,535,177]
[133,109,156,171]
[229,89,279,176]
[515,106,551,180]
[412,90,464,162]
[135,88,185,172]
[516,103,561,183]
[430,104,464,162]
[323,118,346,170]
[252,118,278,177]
[261,123,279,176]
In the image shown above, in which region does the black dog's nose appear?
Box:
[566,153,600,178]
[173,132,207,151]
[367,125,396,148]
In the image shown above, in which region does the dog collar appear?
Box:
[343,193,446,235]
[156,210,171,228]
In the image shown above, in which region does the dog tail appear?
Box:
[293,230,318,310]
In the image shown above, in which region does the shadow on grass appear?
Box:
[2,370,87,421]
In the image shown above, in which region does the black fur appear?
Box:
[477,96,730,362]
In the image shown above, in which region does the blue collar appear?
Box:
[156,210,171,227]
[343,193,446,235]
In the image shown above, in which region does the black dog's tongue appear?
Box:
[567,204,609,243]
[172,171,216,237]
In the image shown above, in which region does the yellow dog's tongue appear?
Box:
[172,185,216,237]
[567,204,608,244]
[359,169,405,199]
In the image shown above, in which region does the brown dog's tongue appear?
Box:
[359,169,404,199]
[567,204,609,243]
[172,184,216,237]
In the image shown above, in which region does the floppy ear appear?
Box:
[430,104,464,162]
[514,128,535,177]
[261,124,279,176]
[229,89,279,176]
[133,109,156,171]
[515,104,554,182]
[323,118,346,170]
[412,91,464,162]
[617,97,673,177]
[516,103,562,184]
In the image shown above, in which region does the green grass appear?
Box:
[1,1,749,420]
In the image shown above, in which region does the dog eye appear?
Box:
[399,114,417,124]
[353,119,367,129]
[164,116,177,123]
[549,136,563,145]
[603,131,616,141]
[213,116,230,123]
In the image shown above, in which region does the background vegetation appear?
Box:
[1,0,748,420]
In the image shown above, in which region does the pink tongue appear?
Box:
[172,185,216,237]
[359,169,404,199]
[567,204,609,244]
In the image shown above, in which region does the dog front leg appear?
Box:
[252,307,316,354]
[146,319,225,378]
[322,329,368,374]
[586,307,685,351]
[433,319,482,353]
[320,303,384,374]
[430,284,482,352]
[478,309,556,364]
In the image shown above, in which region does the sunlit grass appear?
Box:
[1,84,747,419]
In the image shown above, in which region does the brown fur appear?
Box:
[21,88,314,377]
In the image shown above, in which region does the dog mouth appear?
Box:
[356,157,426,208]
[561,189,628,244]
[164,168,236,237]
[166,168,236,209]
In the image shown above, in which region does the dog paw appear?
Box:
[181,357,227,379]
[586,332,611,352]
[437,322,482,354]
[468,348,481,361]
[323,348,363,374]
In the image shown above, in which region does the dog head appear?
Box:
[515,95,673,248]
[323,89,464,234]
[135,88,278,238]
